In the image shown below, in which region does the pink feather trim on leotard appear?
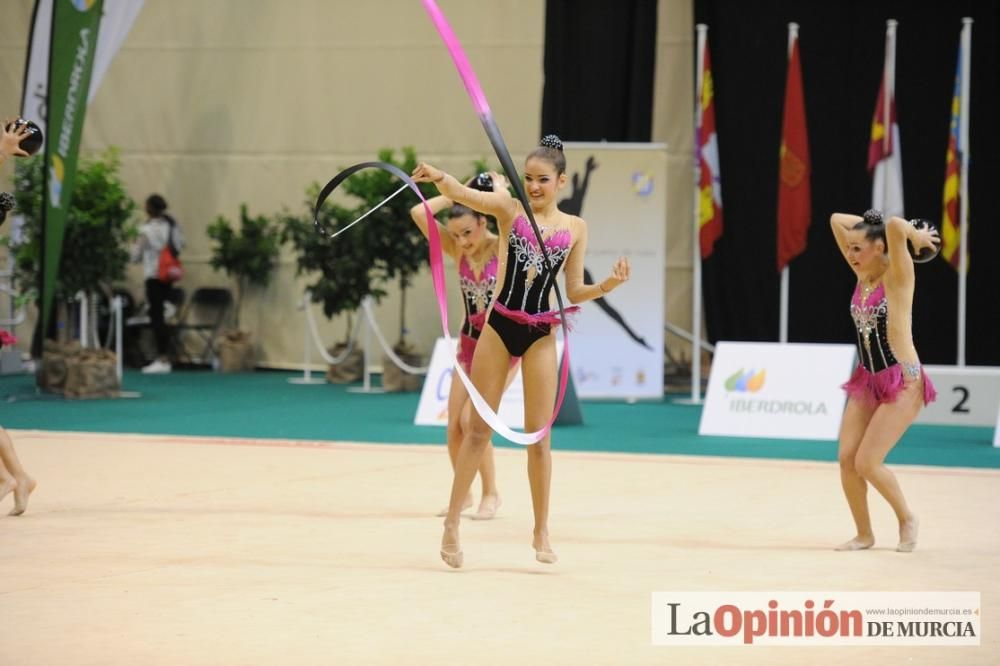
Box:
[842,363,937,407]
[492,302,580,330]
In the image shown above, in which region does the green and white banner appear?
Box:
[40,0,104,331]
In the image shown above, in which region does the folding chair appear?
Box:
[169,287,232,366]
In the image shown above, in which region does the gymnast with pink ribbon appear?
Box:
[412,136,630,568]
[312,1,629,567]
[407,173,519,521]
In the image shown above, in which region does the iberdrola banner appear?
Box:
[41,0,104,331]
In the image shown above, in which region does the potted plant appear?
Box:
[4,149,135,395]
[206,204,282,371]
[338,147,436,391]
[280,186,384,383]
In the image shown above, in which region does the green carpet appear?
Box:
[2,370,997,469]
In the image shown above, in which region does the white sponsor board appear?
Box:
[915,365,1000,427]
[560,143,666,399]
[699,342,856,440]
[994,401,1000,448]
[414,337,567,428]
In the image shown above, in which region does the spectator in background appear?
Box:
[132,194,184,374]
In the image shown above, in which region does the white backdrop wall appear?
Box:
[561,143,666,399]
[0,0,697,372]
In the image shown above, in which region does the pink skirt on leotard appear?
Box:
[842,363,937,407]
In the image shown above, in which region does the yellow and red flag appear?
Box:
[941,46,964,269]
[697,41,723,259]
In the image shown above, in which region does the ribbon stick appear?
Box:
[320,183,408,240]
[421,0,572,443]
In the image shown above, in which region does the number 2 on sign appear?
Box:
[952,386,970,414]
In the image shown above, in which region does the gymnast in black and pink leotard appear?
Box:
[487,216,577,357]
[412,135,631,568]
[829,209,940,554]
[409,185,516,521]
[456,248,521,373]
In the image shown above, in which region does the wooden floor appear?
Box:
[2,430,998,665]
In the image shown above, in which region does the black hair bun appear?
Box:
[0,191,14,226]
[471,172,493,192]
[540,134,563,151]
[862,209,884,226]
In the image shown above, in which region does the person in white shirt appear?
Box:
[132,194,184,374]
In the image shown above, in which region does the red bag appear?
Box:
[158,244,183,283]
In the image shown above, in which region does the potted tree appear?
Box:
[340,147,435,391]
[282,148,441,388]
[206,204,282,371]
[280,187,385,383]
[4,149,135,396]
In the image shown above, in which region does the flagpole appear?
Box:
[779,23,798,344]
[957,17,972,366]
[882,19,897,212]
[691,24,707,403]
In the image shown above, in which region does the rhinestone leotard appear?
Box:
[487,216,576,357]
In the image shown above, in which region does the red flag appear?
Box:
[867,25,904,218]
[697,43,723,259]
[867,78,895,170]
[777,35,811,271]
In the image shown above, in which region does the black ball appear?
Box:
[5,118,43,156]
[472,172,493,192]
[907,218,942,264]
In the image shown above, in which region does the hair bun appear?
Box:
[471,172,494,192]
[862,209,884,226]
[540,134,563,151]
[0,192,14,212]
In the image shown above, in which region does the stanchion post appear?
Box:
[114,295,123,382]
[348,296,385,394]
[288,291,326,385]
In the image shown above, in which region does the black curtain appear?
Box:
[542,0,658,141]
[695,0,1000,365]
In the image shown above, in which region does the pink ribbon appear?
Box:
[421,0,574,445]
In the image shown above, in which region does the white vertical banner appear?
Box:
[560,143,666,399]
[20,0,145,147]
[870,20,904,219]
[957,17,973,366]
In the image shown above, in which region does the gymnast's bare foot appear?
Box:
[440,522,463,568]
[533,530,557,564]
[436,492,474,517]
[835,534,875,551]
[9,476,36,516]
[470,493,501,521]
[897,515,919,553]
[0,476,15,506]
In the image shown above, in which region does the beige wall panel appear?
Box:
[2,1,702,375]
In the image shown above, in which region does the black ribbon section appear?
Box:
[313,161,418,234]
